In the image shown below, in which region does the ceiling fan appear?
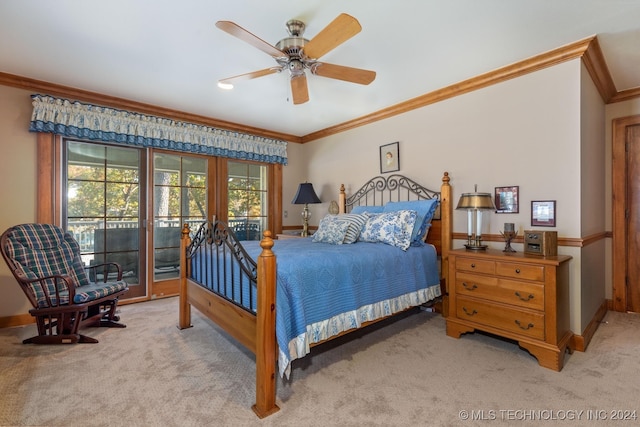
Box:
[215,13,376,105]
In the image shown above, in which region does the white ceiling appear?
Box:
[1,0,639,137]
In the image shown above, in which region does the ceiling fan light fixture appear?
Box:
[288,59,305,77]
[215,13,374,105]
[217,81,234,90]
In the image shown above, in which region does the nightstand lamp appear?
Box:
[456,186,496,250]
[292,182,321,237]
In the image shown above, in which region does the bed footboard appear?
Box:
[178,221,279,417]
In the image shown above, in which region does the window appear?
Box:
[153,153,208,280]
[227,161,267,241]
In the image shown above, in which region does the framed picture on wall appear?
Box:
[531,200,556,226]
[380,141,399,174]
[495,186,519,213]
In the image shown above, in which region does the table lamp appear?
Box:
[292,182,321,236]
[456,186,496,250]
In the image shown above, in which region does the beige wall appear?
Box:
[0,86,39,317]
[299,61,582,238]
[281,142,309,227]
[579,62,606,332]
[300,60,583,240]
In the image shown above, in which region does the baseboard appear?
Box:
[570,300,608,352]
[0,312,35,328]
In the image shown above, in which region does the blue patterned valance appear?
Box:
[29,94,287,165]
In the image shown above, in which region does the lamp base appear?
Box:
[464,244,488,251]
[464,236,488,251]
[301,204,310,237]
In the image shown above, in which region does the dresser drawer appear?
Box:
[496,261,545,282]
[455,272,544,310]
[455,257,495,275]
[456,296,545,340]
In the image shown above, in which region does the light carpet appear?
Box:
[1,297,639,427]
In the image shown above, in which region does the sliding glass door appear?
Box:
[153,153,208,285]
[58,140,275,302]
[64,140,147,299]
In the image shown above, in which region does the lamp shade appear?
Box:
[292,183,321,205]
[456,192,496,210]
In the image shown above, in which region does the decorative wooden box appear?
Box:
[524,230,557,257]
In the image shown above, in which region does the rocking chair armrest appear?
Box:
[14,272,79,307]
[85,262,123,281]
[16,271,77,290]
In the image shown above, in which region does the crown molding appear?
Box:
[301,36,611,143]
[581,35,617,102]
[609,87,640,104]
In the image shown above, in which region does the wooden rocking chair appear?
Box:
[1,223,129,344]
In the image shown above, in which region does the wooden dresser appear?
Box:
[446,248,573,371]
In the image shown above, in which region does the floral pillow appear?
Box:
[383,199,439,246]
[312,215,350,245]
[358,210,417,250]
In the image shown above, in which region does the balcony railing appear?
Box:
[67,218,263,254]
[68,219,205,253]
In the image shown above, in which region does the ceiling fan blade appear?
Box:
[290,74,309,105]
[218,67,282,86]
[311,62,376,85]
[302,13,362,60]
[216,21,287,59]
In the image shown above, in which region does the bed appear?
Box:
[178,172,452,417]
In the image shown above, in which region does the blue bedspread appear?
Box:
[193,237,441,378]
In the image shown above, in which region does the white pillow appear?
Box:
[358,210,417,250]
[383,199,439,246]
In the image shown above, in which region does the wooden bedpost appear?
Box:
[440,172,452,259]
[252,231,280,418]
[440,172,452,316]
[178,223,192,330]
[338,184,346,213]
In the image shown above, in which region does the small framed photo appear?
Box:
[531,200,556,227]
[494,186,519,213]
[380,141,399,174]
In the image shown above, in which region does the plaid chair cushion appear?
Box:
[74,280,128,304]
[3,224,126,308]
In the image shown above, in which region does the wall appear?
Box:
[281,142,312,227]
[291,60,591,332]
[579,62,606,333]
[0,86,39,317]
[302,61,583,238]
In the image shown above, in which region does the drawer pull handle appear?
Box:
[462,307,478,316]
[470,263,476,268]
[514,291,534,302]
[462,282,478,291]
[515,268,521,274]
[515,320,534,330]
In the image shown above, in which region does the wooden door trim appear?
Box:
[612,114,640,311]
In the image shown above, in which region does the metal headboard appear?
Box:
[345,174,441,219]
